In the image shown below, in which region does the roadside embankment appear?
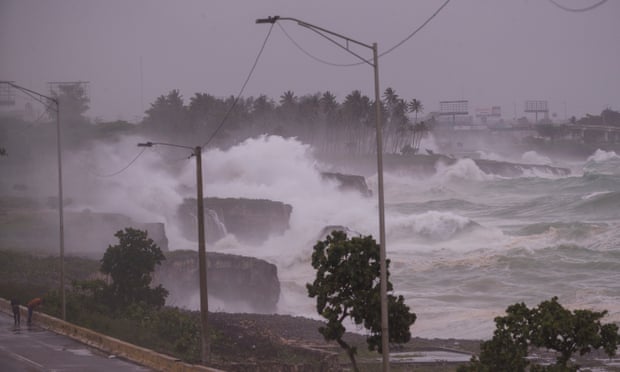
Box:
[0,297,223,372]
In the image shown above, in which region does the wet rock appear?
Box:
[320,172,372,197]
[155,250,280,313]
[0,202,168,257]
[177,197,292,245]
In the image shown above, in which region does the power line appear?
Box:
[17,88,56,113]
[152,144,193,163]
[379,0,451,60]
[548,0,608,12]
[277,0,451,67]
[89,147,148,177]
[200,22,276,148]
[277,23,348,67]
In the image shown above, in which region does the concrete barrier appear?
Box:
[0,298,223,372]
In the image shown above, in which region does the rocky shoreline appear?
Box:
[207,312,481,371]
[207,312,620,371]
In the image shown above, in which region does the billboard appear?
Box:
[0,82,16,106]
[476,106,502,118]
[525,100,548,113]
[439,100,468,116]
[47,81,90,100]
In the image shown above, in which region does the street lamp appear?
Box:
[255,16,390,371]
[137,141,210,363]
[1,81,66,321]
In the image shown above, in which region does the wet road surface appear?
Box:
[0,311,151,371]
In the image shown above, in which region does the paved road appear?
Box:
[0,311,151,372]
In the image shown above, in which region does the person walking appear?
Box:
[10,298,20,326]
[27,297,43,325]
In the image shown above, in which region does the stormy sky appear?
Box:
[1,0,618,122]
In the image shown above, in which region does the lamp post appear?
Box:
[255,16,390,371]
[137,141,210,363]
[1,81,66,321]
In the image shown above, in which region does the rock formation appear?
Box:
[177,197,292,245]
[0,198,168,257]
[154,250,280,313]
[320,172,372,197]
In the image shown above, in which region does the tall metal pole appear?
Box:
[255,18,390,371]
[195,146,210,363]
[2,82,66,320]
[373,43,389,372]
[56,102,66,321]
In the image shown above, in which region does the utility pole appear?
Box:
[1,81,66,321]
[138,141,210,363]
[195,145,210,362]
[256,16,390,371]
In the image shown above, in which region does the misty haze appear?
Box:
[1,0,620,369]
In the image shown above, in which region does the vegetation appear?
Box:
[99,227,168,309]
[458,297,620,372]
[307,230,417,372]
[0,246,346,368]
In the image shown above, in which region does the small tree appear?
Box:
[459,297,620,372]
[100,227,168,310]
[307,231,416,372]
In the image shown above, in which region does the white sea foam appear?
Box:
[434,158,494,182]
[520,150,552,165]
[388,210,475,242]
[587,149,620,163]
[475,150,507,162]
[582,190,613,200]
[65,135,620,340]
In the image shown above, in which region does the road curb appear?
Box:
[0,298,223,372]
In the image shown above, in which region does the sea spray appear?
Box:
[521,150,552,165]
[63,137,620,340]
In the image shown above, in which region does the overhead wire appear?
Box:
[548,0,608,12]
[152,145,193,163]
[200,22,276,148]
[83,23,277,176]
[277,23,349,67]
[378,0,451,60]
[88,147,148,177]
[277,0,452,67]
[67,22,277,178]
[17,88,57,113]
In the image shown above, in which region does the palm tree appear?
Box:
[252,94,275,116]
[279,90,297,107]
[278,90,298,124]
[383,87,400,110]
[408,99,424,124]
[320,91,339,115]
[411,121,428,154]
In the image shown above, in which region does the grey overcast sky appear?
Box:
[1,0,618,122]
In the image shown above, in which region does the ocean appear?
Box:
[193,136,620,340]
[76,134,620,340]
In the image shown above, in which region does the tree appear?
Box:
[143,89,187,135]
[408,98,424,124]
[459,297,620,372]
[251,94,276,117]
[49,83,90,125]
[341,90,372,126]
[278,90,298,123]
[306,230,416,372]
[411,121,429,154]
[100,227,168,309]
